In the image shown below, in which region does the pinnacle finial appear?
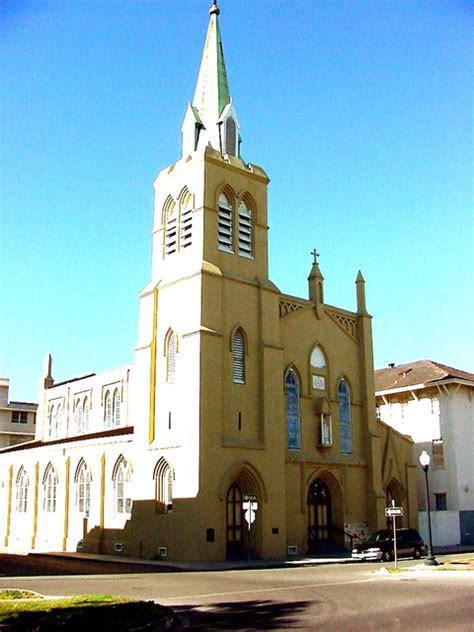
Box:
[209,0,220,16]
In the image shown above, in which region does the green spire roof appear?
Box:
[192,1,231,121]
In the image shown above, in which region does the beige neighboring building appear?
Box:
[0,3,417,561]
[0,378,36,448]
[375,360,474,547]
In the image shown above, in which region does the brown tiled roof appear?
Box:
[375,359,474,392]
[0,425,134,454]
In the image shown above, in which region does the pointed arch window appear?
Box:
[164,199,177,257]
[310,344,327,391]
[225,117,237,156]
[180,196,193,250]
[75,460,91,515]
[43,464,58,513]
[218,193,233,252]
[48,404,62,440]
[232,328,246,384]
[16,467,29,513]
[104,391,112,428]
[285,369,301,449]
[113,457,132,515]
[113,389,121,426]
[238,201,253,258]
[48,405,55,440]
[75,399,84,434]
[154,458,174,514]
[166,330,177,384]
[83,397,90,433]
[338,378,352,453]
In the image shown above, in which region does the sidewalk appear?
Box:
[32,544,474,573]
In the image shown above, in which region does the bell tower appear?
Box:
[133,3,282,553]
[149,0,271,290]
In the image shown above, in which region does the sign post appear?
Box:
[384,502,403,569]
[243,495,258,561]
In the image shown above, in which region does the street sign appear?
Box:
[385,506,403,517]
[243,496,258,526]
[244,508,257,524]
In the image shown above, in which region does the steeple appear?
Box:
[308,249,325,319]
[181,1,241,158]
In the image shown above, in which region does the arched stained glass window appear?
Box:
[48,405,55,440]
[114,457,132,515]
[16,467,29,513]
[104,391,112,428]
[83,397,90,433]
[76,399,84,434]
[43,464,58,513]
[232,329,245,384]
[285,370,301,449]
[113,389,121,427]
[338,378,352,453]
[76,461,91,515]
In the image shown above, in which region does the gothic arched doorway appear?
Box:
[307,478,332,553]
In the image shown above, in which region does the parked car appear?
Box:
[351,528,425,562]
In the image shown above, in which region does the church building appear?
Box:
[1,3,417,562]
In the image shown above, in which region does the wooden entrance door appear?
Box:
[226,483,244,558]
[307,479,332,551]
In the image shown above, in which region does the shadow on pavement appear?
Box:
[0,553,171,577]
[172,599,312,630]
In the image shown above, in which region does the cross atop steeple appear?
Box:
[311,248,320,265]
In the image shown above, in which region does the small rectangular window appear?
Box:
[435,493,447,511]
[12,411,28,424]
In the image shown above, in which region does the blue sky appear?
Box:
[2,0,472,401]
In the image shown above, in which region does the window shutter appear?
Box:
[238,202,252,257]
[167,333,176,383]
[180,203,193,249]
[165,217,177,256]
[218,195,233,252]
[233,330,245,384]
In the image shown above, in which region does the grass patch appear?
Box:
[0,594,174,630]
[439,559,474,571]
[0,589,42,600]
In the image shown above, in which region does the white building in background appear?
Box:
[0,378,37,448]
[375,360,474,547]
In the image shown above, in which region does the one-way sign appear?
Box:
[385,506,403,517]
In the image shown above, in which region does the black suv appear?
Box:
[351,528,425,562]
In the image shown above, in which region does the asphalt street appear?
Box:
[0,553,473,630]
